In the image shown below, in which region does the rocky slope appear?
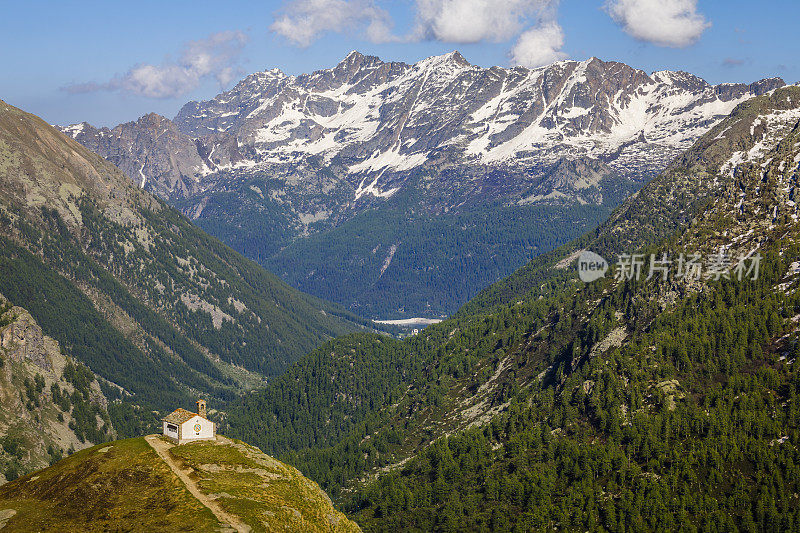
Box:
[63,113,207,201]
[0,293,112,484]
[0,436,360,532]
[0,98,376,428]
[61,53,785,318]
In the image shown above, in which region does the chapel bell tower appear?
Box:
[197,399,207,419]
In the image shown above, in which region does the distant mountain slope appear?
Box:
[62,113,207,200]
[61,53,783,318]
[0,436,360,532]
[264,188,614,318]
[0,99,372,424]
[223,86,800,530]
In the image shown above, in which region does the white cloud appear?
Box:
[412,0,558,43]
[270,0,569,67]
[414,0,527,43]
[270,0,397,47]
[510,21,567,68]
[605,0,711,47]
[412,0,567,67]
[65,31,248,99]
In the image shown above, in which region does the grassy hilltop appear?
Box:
[0,436,360,532]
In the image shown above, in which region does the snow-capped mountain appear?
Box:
[60,52,786,318]
[64,51,782,204]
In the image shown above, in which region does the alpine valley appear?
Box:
[61,52,784,318]
[0,98,373,531]
[1,44,799,532]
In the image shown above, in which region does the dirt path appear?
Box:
[145,435,251,533]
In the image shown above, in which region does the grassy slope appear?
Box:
[0,438,219,532]
[0,436,361,533]
[169,437,361,532]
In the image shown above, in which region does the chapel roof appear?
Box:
[163,408,199,424]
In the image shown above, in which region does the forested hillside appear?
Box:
[225,86,800,530]
[263,185,622,318]
[0,99,375,432]
[351,245,800,530]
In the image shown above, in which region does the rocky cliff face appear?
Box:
[0,294,112,484]
[1,304,60,372]
[64,113,208,200]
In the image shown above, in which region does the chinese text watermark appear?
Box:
[577,250,761,282]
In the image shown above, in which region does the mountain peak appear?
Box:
[343,49,364,62]
[60,121,93,139]
[138,112,171,125]
[748,76,787,95]
[415,50,471,71]
[336,49,384,69]
[446,50,470,66]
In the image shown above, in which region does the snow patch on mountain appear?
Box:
[63,123,86,139]
[721,107,800,177]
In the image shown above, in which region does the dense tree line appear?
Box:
[226,276,574,495]
[227,334,413,452]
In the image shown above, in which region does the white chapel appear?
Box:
[162,399,216,444]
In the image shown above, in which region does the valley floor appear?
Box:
[374,318,443,327]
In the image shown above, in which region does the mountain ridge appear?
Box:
[64,52,785,204]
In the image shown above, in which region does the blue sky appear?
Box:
[1,0,797,127]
